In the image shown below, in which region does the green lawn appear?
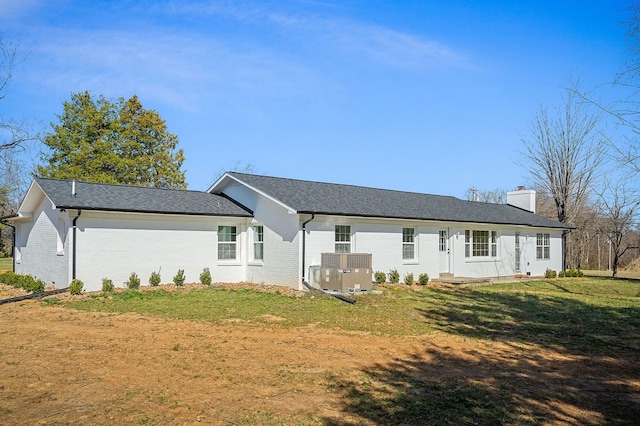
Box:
[0,257,12,272]
[60,277,640,352]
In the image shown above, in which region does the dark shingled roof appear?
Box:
[35,177,252,217]
[223,172,568,229]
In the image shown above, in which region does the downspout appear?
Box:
[562,228,571,272]
[300,213,356,304]
[72,209,82,280]
[301,213,315,283]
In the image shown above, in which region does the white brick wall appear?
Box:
[14,198,69,287]
[302,216,565,282]
[76,211,247,291]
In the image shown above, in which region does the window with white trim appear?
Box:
[218,225,237,260]
[439,230,447,252]
[402,228,415,259]
[335,225,351,253]
[491,230,498,257]
[252,225,264,261]
[465,229,499,258]
[536,233,550,259]
[465,230,470,257]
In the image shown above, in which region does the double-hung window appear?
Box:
[491,231,498,257]
[335,225,351,253]
[402,228,415,260]
[252,225,264,261]
[218,225,237,260]
[439,230,447,252]
[536,233,550,259]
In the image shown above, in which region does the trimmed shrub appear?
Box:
[418,273,429,285]
[388,269,400,284]
[199,268,212,285]
[0,272,45,293]
[545,269,557,279]
[403,273,414,286]
[127,272,140,290]
[374,271,386,284]
[69,279,84,295]
[173,269,185,286]
[101,278,114,293]
[563,269,584,278]
[149,271,161,287]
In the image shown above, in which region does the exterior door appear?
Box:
[439,229,450,273]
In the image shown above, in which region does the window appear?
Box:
[402,228,415,259]
[252,225,264,261]
[473,230,489,256]
[465,229,499,258]
[465,230,470,257]
[491,231,498,257]
[218,226,237,260]
[335,225,351,253]
[536,233,550,259]
[439,230,447,252]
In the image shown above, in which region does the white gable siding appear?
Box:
[75,211,246,291]
[14,197,70,287]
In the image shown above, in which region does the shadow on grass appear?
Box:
[324,288,640,425]
[418,288,640,353]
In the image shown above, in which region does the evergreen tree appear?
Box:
[37,91,186,189]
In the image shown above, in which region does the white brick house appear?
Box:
[3,172,569,292]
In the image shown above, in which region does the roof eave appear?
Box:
[297,210,569,229]
[53,206,253,218]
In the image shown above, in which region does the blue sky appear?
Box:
[0,0,632,196]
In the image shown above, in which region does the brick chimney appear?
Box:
[506,186,536,213]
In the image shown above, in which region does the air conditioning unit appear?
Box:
[319,253,373,292]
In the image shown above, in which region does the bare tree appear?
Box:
[0,38,35,258]
[214,160,258,182]
[466,187,506,204]
[596,177,640,277]
[0,38,34,152]
[570,4,640,175]
[522,88,605,226]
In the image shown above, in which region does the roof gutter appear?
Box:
[72,209,82,280]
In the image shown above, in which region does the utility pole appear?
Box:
[597,233,600,271]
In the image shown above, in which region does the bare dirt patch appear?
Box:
[0,285,638,425]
